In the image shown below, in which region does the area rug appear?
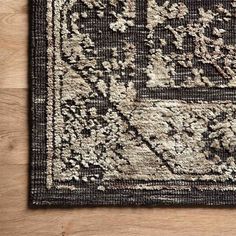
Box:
[30,0,236,206]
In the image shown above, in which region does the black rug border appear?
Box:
[29,0,236,207]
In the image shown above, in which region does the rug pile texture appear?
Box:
[30,0,236,206]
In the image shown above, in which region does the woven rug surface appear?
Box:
[30,0,236,206]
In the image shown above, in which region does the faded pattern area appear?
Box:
[46,0,236,191]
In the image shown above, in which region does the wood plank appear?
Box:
[0,12,28,88]
[0,0,27,14]
[0,89,28,165]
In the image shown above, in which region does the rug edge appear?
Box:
[29,0,236,207]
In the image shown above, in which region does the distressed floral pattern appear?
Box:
[46,0,236,192]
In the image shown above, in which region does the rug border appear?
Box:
[29,0,236,207]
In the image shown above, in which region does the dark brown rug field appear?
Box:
[30,0,236,206]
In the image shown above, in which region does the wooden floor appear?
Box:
[1,1,236,235]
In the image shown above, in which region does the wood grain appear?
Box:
[0,1,236,235]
